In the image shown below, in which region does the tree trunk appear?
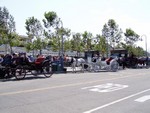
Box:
[10,46,13,54]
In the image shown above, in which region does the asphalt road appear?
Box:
[0,68,150,113]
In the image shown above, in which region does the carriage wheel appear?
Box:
[15,65,26,80]
[42,61,53,78]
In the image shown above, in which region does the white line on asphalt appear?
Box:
[135,95,150,102]
[82,83,128,92]
[83,88,150,113]
[0,73,146,96]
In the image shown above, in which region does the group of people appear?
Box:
[91,54,116,64]
[0,53,65,66]
[0,53,31,78]
[0,53,52,79]
[0,53,35,67]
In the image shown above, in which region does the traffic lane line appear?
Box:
[83,88,150,113]
[0,73,147,96]
[134,95,150,102]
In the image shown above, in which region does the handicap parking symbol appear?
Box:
[82,83,128,93]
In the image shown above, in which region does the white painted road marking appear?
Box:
[0,73,145,96]
[135,95,150,102]
[83,88,150,113]
[82,83,128,92]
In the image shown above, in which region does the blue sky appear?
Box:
[1,0,150,51]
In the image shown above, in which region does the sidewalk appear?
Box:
[51,67,82,74]
[65,67,82,73]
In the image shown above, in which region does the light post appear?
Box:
[141,34,148,57]
[93,36,101,56]
[105,33,110,58]
[102,31,109,58]
[59,19,64,71]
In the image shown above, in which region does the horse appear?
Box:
[64,56,86,73]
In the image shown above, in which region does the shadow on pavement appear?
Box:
[0,74,51,82]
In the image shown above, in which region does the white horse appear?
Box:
[65,57,86,73]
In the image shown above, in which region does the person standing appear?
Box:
[92,54,98,63]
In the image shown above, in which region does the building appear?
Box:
[110,49,128,57]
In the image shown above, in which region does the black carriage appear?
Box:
[0,64,16,79]
[14,56,53,80]
[0,55,53,80]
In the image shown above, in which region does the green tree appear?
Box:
[134,46,145,57]
[43,11,59,34]
[70,33,84,56]
[61,28,71,53]
[32,38,47,55]
[64,39,71,53]
[123,28,141,55]
[25,42,33,52]
[124,28,140,46]
[49,24,71,54]
[0,6,17,54]
[102,19,123,49]
[43,11,71,55]
[82,31,93,51]
[94,34,107,56]
[43,11,62,52]
[25,16,45,55]
[25,16,43,38]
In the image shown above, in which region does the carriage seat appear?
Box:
[35,55,45,65]
[101,61,107,66]
[105,57,113,65]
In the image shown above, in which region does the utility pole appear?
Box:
[59,19,64,71]
[141,34,147,57]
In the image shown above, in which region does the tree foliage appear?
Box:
[0,6,17,54]
[102,19,123,48]
[82,31,93,51]
[43,11,60,38]
[94,35,107,56]
[124,28,140,45]
[70,33,83,52]
[25,16,45,54]
[25,16,43,38]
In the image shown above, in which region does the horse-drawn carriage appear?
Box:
[64,56,119,72]
[125,56,149,69]
[85,57,119,72]
[0,55,53,80]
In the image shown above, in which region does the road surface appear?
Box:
[0,68,150,113]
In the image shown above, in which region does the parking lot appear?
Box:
[0,68,150,113]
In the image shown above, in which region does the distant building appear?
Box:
[110,49,128,57]
[18,35,32,46]
[0,35,31,54]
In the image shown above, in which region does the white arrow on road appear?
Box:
[135,95,150,102]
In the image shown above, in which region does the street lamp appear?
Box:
[141,34,148,57]
[59,19,64,71]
